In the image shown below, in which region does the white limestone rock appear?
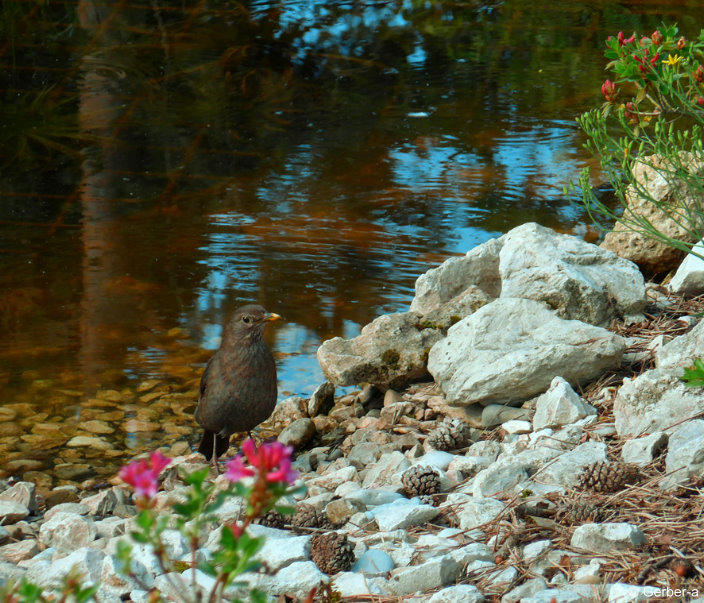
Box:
[669,240,704,296]
[428,299,625,407]
[533,441,607,488]
[443,494,505,530]
[39,512,97,554]
[621,432,669,466]
[26,547,104,589]
[662,420,704,489]
[472,462,529,497]
[371,498,439,531]
[532,377,597,430]
[571,523,646,553]
[332,572,389,596]
[429,584,485,603]
[388,554,461,596]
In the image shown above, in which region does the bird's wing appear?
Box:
[199,356,214,401]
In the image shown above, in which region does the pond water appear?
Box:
[2,0,704,484]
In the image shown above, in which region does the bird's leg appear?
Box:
[212,432,220,476]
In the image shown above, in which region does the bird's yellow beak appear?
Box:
[263,313,281,322]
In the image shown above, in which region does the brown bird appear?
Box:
[195,304,280,470]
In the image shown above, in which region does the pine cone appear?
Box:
[576,461,641,493]
[556,500,604,525]
[290,503,332,532]
[402,465,441,498]
[310,532,355,575]
[427,418,472,451]
[256,509,287,529]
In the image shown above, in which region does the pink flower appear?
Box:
[225,439,298,485]
[224,455,255,481]
[227,522,244,538]
[617,31,635,47]
[119,452,171,499]
[651,30,663,45]
[601,79,617,102]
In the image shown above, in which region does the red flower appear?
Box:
[695,65,704,83]
[632,48,659,76]
[119,451,172,499]
[624,102,638,122]
[225,439,298,485]
[601,79,617,102]
[696,96,704,107]
[617,31,635,47]
[677,36,687,50]
[226,522,244,538]
[651,30,663,45]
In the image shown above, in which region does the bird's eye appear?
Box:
[242,316,251,324]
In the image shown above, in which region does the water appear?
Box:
[2,0,704,482]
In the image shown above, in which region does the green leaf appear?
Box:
[682,358,704,387]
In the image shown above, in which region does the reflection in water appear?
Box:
[2,0,704,481]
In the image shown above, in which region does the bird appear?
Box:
[195,304,280,471]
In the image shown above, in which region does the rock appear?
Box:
[351,548,395,575]
[331,572,389,597]
[502,420,532,434]
[66,435,112,450]
[657,318,704,369]
[570,523,646,553]
[265,396,308,429]
[481,405,533,428]
[523,540,552,560]
[278,418,316,449]
[448,543,493,565]
[0,561,26,583]
[413,450,456,471]
[388,554,461,596]
[345,489,403,508]
[428,299,625,407]
[534,441,607,487]
[472,462,529,497]
[601,153,704,273]
[523,586,602,603]
[371,499,440,531]
[308,382,335,416]
[317,311,444,389]
[0,501,29,525]
[0,482,37,514]
[411,237,502,315]
[444,494,505,530]
[574,560,602,585]
[621,432,669,466]
[268,561,328,599]
[429,584,485,603]
[662,420,704,489]
[255,535,310,571]
[614,368,704,436]
[45,502,89,519]
[532,377,597,430]
[608,583,657,602]
[82,488,124,518]
[362,451,410,488]
[670,241,704,295]
[325,499,361,526]
[501,578,548,603]
[499,223,645,325]
[26,547,105,589]
[307,465,358,491]
[0,539,39,563]
[39,512,97,554]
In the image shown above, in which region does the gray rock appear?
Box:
[351,548,395,575]
[277,418,316,449]
[420,287,493,329]
[670,240,704,295]
[501,578,548,603]
[657,317,704,369]
[0,539,38,563]
[317,311,444,389]
[388,554,461,596]
[523,586,602,603]
[481,405,533,428]
[362,452,410,488]
[307,465,358,491]
[608,583,660,602]
[448,543,493,565]
[325,499,362,525]
[0,501,29,525]
[429,584,485,603]
[39,512,97,554]
[532,377,596,430]
[0,561,26,582]
[371,499,439,531]
[444,494,505,530]
[44,502,89,519]
[0,482,37,514]
[308,382,335,416]
[268,560,328,599]
[472,462,529,497]
[499,223,645,325]
[331,572,389,596]
[255,535,310,571]
[26,547,105,589]
[413,451,456,471]
[614,368,704,436]
[428,299,625,407]
[571,523,646,553]
[345,489,403,508]
[621,432,669,466]
[662,420,704,489]
[411,237,502,315]
[533,441,607,488]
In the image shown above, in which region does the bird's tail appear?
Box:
[198,430,231,461]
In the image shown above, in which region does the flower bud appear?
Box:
[651,30,663,45]
[677,36,687,50]
[697,96,704,107]
[695,65,704,83]
[601,79,617,102]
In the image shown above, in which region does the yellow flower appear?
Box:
[664,54,683,67]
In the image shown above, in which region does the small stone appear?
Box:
[535,442,607,487]
[345,489,403,508]
[331,572,389,597]
[501,578,548,603]
[26,547,104,589]
[607,583,655,602]
[80,420,114,435]
[574,559,601,584]
[66,436,113,450]
[482,405,533,427]
[532,377,597,431]
[45,502,89,519]
[277,418,316,448]
[362,451,410,488]
[54,463,94,481]
[669,239,704,295]
[371,499,440,531]
[662,420,704,489]
[308,382,335,416]
[307,465,358,491]
[325,499,361,526]
[389,554,461,596]
[570,523,646,553]
[429,584,484,603]
[39,512,97,554]
[0,482,37,514]
[255,535,311,571]
[621,432,669,466]
[0,539,39,563]
[268,561,328,599]
[444,494,505,530]
[502,420,532,434]
[0,501,30,525]
[351,548,395,575]
[472,462,529,497]
[449,543,493,565]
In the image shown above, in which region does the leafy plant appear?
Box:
[572,24,704,261]
[682,357,704,387]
